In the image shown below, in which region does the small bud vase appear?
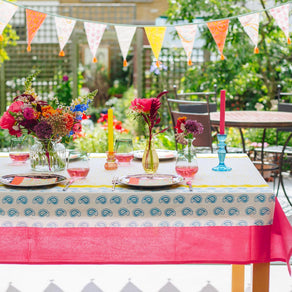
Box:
[175,138,199,179]
[30,138,66,172]
[142,138,159,174]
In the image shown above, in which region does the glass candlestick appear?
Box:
[104,151,118,170]
[212,134,232,172]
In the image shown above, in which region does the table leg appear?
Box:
[232,265,245,292]
[252,262,270,292]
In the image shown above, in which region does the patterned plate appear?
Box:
[118,173,184,188]
[133,150,177,160]
[0,173,67,187]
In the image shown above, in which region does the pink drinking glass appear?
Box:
[67,151,90,179]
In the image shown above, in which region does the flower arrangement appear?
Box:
[0,71,97,171]
[175,117,204,162]
[130,91,168,173]
[97,112,129,134]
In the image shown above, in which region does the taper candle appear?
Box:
[108,108,114,152]
[220,90,226,135]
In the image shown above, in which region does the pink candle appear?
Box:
[220,90,226,135]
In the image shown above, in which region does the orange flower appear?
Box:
[64,113,74,130]
[41,105,56,118]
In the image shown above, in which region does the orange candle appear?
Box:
[108,108,114,152]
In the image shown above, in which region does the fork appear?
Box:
[112,176,118,191]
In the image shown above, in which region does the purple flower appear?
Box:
[62,75,69,82]
[23,107,36,120]
[34,121,53,139]
[185,120,204,136]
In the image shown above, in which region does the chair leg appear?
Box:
[280,173,292,207]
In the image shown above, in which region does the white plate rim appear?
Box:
[133,149,177,160]
[0,173,67,187]
[118,173,184,188]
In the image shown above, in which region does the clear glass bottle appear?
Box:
[142,138,159,174]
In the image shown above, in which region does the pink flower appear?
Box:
[23,107,37,120]
[130,98,153,113]
[8,101,24,113]
[0,112,15,130]
[9,127,22,137]
[73,123,82,133]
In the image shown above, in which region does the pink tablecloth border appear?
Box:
[0,199,290,272]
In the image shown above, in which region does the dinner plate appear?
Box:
[118,173,184,188]
[133,150,177,160]
[0,173,67,187]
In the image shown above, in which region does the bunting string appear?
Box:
[0,0,291,66]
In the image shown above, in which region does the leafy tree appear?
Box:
[166,0,292,110]
[0,23,18,65]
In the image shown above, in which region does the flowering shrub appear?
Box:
[0,72,97,141]
[97,112,129,134]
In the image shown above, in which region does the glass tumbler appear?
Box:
[9,137,30,163]
[67,151,90,179]
[115,138,134,166]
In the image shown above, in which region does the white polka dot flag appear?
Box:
[84,22,107,63]
[269,4,291,44]
[175,24,198,66]
[0,0,18,41]
[115,25,136,67]
[144,26,166,67]
[238,13,260,53]
[55,17,76,57]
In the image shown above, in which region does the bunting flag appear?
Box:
[238,13,260,53]
[115,25,136,67]
[144,26,166,66]
[84,22,106,63]
[0,0,18,41]
[26,9,47,52]
[175,24,197,66]
[207,19,229,60]
[269,4,291,44]
[54,16,76,57]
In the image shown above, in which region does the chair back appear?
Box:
[276,86,292,143]
[171,111,213,152]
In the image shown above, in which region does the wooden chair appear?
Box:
[171,84,217,114]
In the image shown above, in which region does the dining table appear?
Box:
[210,111,292,153]
[0,152,290,292]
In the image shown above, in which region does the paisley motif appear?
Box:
[87,208,98,216]
[69,209,81,217]
[182,207,193,216]
[24,208,35,216]
[174,195,185,204]
[95,195,107,204]
[164,208,176,217]
[101,208,113,217]
[222,194,234,203]
[56,208,67,217]
[190,195,202,203]
[118,208,130,216]
[110,195,122,204]
[78,196,90,204]
[16,195,28,204]
[150,207,162,216]
[205,195,217,203]
[64,196,75,205]
[47,196,58,205]
[2,195,13,204]
[142,195,153,204]
[228,207,240,216]
[133,208,144,217]
[213,207,225,216]
[159,195,171,204]
[196,208,208,216]
[237,194,249,203]
[127,195,139,204]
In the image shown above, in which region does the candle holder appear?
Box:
[104,151,118,170]
[212,134,232,172]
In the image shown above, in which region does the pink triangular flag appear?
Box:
[207,19,229,60]
[55,17,76,57]
[238,13,260,53]
[26,9,47,52]
[115,25,136,67]
[84,22,106,63]
[0,0,18,41]
[175,24,197,65]
[270,4,291,44]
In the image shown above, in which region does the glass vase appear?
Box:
[142,138,159,174]
[30,138,66,172]
[175,138,199,180]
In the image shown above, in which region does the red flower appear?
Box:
[97,113,108,123]
[8,101,24,113]
[0,112,16,130]
[130,98,153,113]
[73,123,82,133]
[175,117,187,133]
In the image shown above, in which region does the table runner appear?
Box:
[0,154,290,271]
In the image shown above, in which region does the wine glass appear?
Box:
[9,137,30,163]
[67,151,90,179]
[114,138,134,166]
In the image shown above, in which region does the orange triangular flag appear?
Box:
[26,9,47,52]
[207,19,229,60]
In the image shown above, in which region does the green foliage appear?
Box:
[53,74,73,106]
[166,0,292,109]
[0,24,19,65]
